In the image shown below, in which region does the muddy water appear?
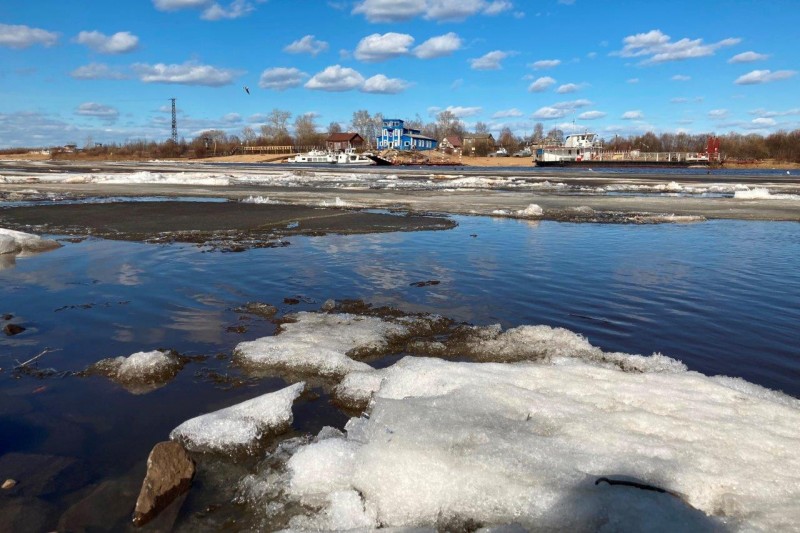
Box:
[1,215,798,530]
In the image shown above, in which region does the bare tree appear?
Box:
[260,109,292,145]
[294,114,321,147]
[532,122,545,144]
[327,121,343,135]
[474,122,489,134]
[241,126,257,145]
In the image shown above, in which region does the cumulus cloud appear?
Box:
[627,78,640,83]
[729,51,769,63]
[284,35,329,56]
[132,61,239,86]
[528,76,555,92]
[352,0,513,22]
[258,67,308,90]
[749,107,800,118]
[413,32,462,59]
[671,74,691,81]
[305,65,365,91]
[470,50,510,70]
[530,59,560,69]
[531,99,591,119]
[751,117,776,127]
[622,110,644,120]
[152,0,265,20]
[362,74,411,94]
[75,31,139,54]
[442,105,482,118]
[0,23,59,48]
[355,32,414,62]
[492,108,523,118]
[615,29,740,64]
[75,102,120,123]
[70,63,128,80]
[578,111,606,120]
[556,83,580,94]
[735,69,797,85]
[708,109,729,119]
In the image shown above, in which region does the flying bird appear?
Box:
[243,86,250,95]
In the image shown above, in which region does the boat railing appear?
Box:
[592,151,710,162]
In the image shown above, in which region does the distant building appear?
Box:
[325,132,364,152]
[377,119,438,151]
[462,133,495,155]
[439,135,463,154]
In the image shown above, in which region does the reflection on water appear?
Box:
[1,216,799,529]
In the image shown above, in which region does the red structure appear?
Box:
[707,136,721,161]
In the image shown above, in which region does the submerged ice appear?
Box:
[227,310,799,531]
[0,227,60,255]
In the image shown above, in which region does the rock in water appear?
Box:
[2,478,17,490]
[132,441,195,527]
[3,324,25,336]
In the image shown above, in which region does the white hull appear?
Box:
[287,149,375,166]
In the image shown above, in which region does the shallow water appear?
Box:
[1,214,799,528]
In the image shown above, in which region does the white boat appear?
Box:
[287,148,375,165]
[287,150,336,164]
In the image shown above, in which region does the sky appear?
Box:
[1,0,798,148]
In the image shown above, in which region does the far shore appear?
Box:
[2,152,799,169]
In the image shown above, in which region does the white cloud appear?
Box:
[132,61,239,86]
[413,32,462,59]
[75,31,139,54]
[0,23,59,48]
[221,112,242,123]
[355,32,414,62]
[258,67,308,90]
[627,78,640,84]
[305,65,365,91]
[708,109,729,119]
[670,97,689,104]
[470,50,510,70]
[492,108,523,118]
[556,83,580,94]
[443,106,482,118]
[751,117,777,127]
[71,63,128,80]
[622,110,644,120]
[729,51,769,64]
[528,76,555,92]
[748,108,800,118]
[671,74,691,81]
[284,35,329,57]
[735,69,797,85]
[75,102,120,123]
[531,99,591,119]
[530,59,561,69]
[578,111,606,120]
[152,0,265,20]
[361,74,411,94]
[352,0,513,22]
[615,29,740,64]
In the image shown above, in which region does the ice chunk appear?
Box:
[285,357,800,531]
[734,187,800,200]
[234,312,410,378]
[170,382,305,453]
[0,228,60,255]
[86,349,183,394]
[516,203,543,217]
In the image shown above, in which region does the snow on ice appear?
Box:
[0,228,60,255]
[228,311,800,532]
[86,349,183,395]
[170,382,305,453]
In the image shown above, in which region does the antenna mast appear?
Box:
[170,98,177,143]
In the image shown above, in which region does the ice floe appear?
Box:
[85,349,184,394]
[234,312,438,379]
[733,187,800,200]
[170,382,305,453]
[277,356,800,531]
[0,228,61,256]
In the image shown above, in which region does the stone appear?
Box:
[2,478,16,490]
[132,441,195,527]
[3,324,25,336]
[321,299,336,311]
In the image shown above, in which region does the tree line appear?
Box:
[9,108,798,162]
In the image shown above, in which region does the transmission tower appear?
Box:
[170,98,177,143]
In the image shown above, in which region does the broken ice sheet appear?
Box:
[170,382,305,453]
[85,350,184,395]
[273,356,800,531]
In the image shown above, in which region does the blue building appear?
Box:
[377,119,438,151]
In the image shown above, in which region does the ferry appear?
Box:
[534,133,720,168]
[287,148,375,166]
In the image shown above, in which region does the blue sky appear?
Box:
[1,0,798,147]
